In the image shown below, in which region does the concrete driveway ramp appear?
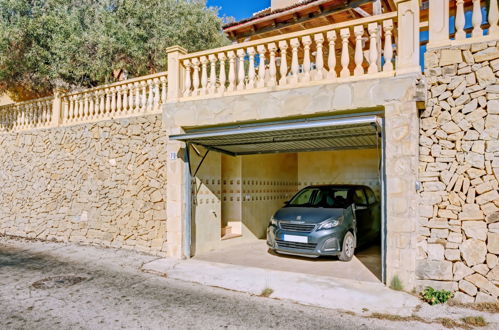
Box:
[142,258,420,316]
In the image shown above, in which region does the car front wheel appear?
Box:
[338,231,355,261]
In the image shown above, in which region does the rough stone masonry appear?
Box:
[417,40,499,303]
[0,114,168,256]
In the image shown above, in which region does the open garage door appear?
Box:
[170,115,382,155]
[170,113,386,283]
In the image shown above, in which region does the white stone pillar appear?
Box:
[166,45,188,102]
[51,88,63,127]
[427,0,450,49]
[394,0,421,75]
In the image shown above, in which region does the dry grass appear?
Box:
[448,301,499,313]
[436,317,469,329]
[259,288,273,298]
[368,313,425,323]
[461,316,488,327]
[368,313,489,329]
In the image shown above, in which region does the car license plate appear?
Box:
[283,234,308,243]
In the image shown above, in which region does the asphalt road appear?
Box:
[0,237,454,329]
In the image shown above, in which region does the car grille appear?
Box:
[276,240,317,250]
[279,222,316,233]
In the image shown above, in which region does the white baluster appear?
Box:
[314,33,325,80]
[153,78,160,110]
[353,25,364,76]
[326,30,337,79]
[100,89,106,116]
[111,87,117,113]
[123,86,129,113]
[472,0,483,37]
[140,81,147,112]
[302,36,312,82]
[218,53,227,94]
[290,38,300,84]
[68,95,75,121]
[268,43,277,87]
[489,0,499,35]
[247,47,256,89]
[79,94,85,119]
[192,58,200,96]
[383,19,394,72]
[368,23,379,74]
[340,28,351,78]
[256,45,267,88]
[200,56,208,95]
[146,80,154,111]
[227,51,236,92]
[278,41,288,86]
[208,55,217,94]
[183,59,192,97]
[236,49,246,91]
[160,75,167,103]
[455,0,466,40]
[116,86,122,113]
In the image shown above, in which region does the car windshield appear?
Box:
[287,187,351,208]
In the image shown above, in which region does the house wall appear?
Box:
[418,40,499,302]
[0,114,168,256]
[297,150,381,195]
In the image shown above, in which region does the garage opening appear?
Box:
[170,113,386,283]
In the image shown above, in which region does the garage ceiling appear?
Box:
[169,115,382,156]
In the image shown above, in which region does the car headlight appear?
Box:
[317,216,343,230]
[270,216,277,226]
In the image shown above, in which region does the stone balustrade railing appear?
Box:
[0,96,54,133]
[61,71,168,125]
[0,71,167,132]
[428,0,499,48]
[179,12,398,100]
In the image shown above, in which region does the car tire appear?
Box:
[338,231,355,262]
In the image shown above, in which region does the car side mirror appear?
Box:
[284,200,290,205]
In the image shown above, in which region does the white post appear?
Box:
[383,19,394,72]
[368,23,379,74]
[247,47,256,89]
[427,0,450,48]
[290,38,300,84]
[166,45,187,102]
[471,0,483,38]
[489,0,499,36]
[256,45,267,88]
[455,0,466,40]
[395,0,420,75]
[51,89,62,127]
[268,43,278,87]
[301,36,312,82]
[278,40,289,85]
[326,30,337,79]
[314,33,325,80]
[340,28,350,78]
[353,25,364,76]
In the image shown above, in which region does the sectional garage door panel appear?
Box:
[170,115,382,156]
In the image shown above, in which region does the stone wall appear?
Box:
[0,114,168,256]
[417,41,499,302]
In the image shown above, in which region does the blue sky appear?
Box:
[207,0,270,21]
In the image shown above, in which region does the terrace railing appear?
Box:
[1,0,498,133]
[427,0,499,48]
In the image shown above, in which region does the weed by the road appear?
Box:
[259,288,273,297]
[389,275,403,291]
[420,287,453,305]
[461,316,487,327]
[436,317,468,329]
[448,301,499,313]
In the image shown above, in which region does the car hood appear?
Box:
[273,207,344,224]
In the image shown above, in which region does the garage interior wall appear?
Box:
[192,148,380,255]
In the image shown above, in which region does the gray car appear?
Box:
[267,185,380,261]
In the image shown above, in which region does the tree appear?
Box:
[0,0,229,101]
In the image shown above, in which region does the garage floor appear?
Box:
[194,239,381,283]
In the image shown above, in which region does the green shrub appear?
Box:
[421,287,453,305]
